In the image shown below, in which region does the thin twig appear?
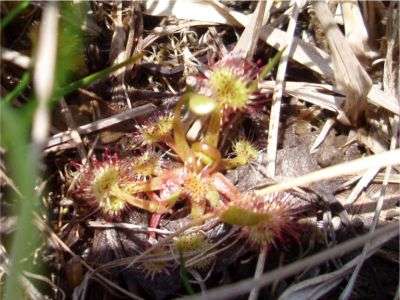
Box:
[248,246,268,300]
[256,149,400,197]
[45,103,156,150]
[266,0,303,177]
[310,117,335,153]
[343,166,380,205]
[59,98,88,163]
[87,221,173,235]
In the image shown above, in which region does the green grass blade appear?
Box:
[57,52,143,97]
[248,49,284,93]
[1,72,31,104]
[1,105,41,300]
[0,0,31,30]
[179,252,195,295]
[259,49,284,80]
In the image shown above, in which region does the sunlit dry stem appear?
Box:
[203,108,222,148]
[173,95,195,165]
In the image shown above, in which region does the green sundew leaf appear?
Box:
[188,93,216,116]
[0,0,30,29]
[1,72,31,104]
[206,189,221,208]
[248,49,285,93]
[179,251,195,295]
[220,206,271,226]
[166,191,181,206]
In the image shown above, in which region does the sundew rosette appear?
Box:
[67,153,134,220]
[67,151,170,220]
[191,54,260,114]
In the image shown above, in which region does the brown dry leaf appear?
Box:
[341,0,378,60]
[312,1,372,125]
[232,0,269,58]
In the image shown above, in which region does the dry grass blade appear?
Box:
[87,221,173,235]
[343,166,380,205]
[45,103,156,150]
[59,97,87,163]
[258,25,399,115]
[260,80,400,117]
[144,0,248,25]
[248,246,268,300]
[278,236,387,300]
[312,1,372,125]
[310,117,335,153]
[266,0,304,177]
[366,86,399,115]
[259,81,345,113]
[32,2,59,149]
[0,167,22,196]
[356,128,390,155]
[255,149,400,197]
[180,222,399,300]
[383,2,399,98]
[341,0,377,60]
[109,1,127,77]
[124,2,142,73]
[1,47,31,69]
[108,2,141,109]
[259,24,335,82]
[233,0,268,58]
[204,0,244,27]
[23,271,66,300]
